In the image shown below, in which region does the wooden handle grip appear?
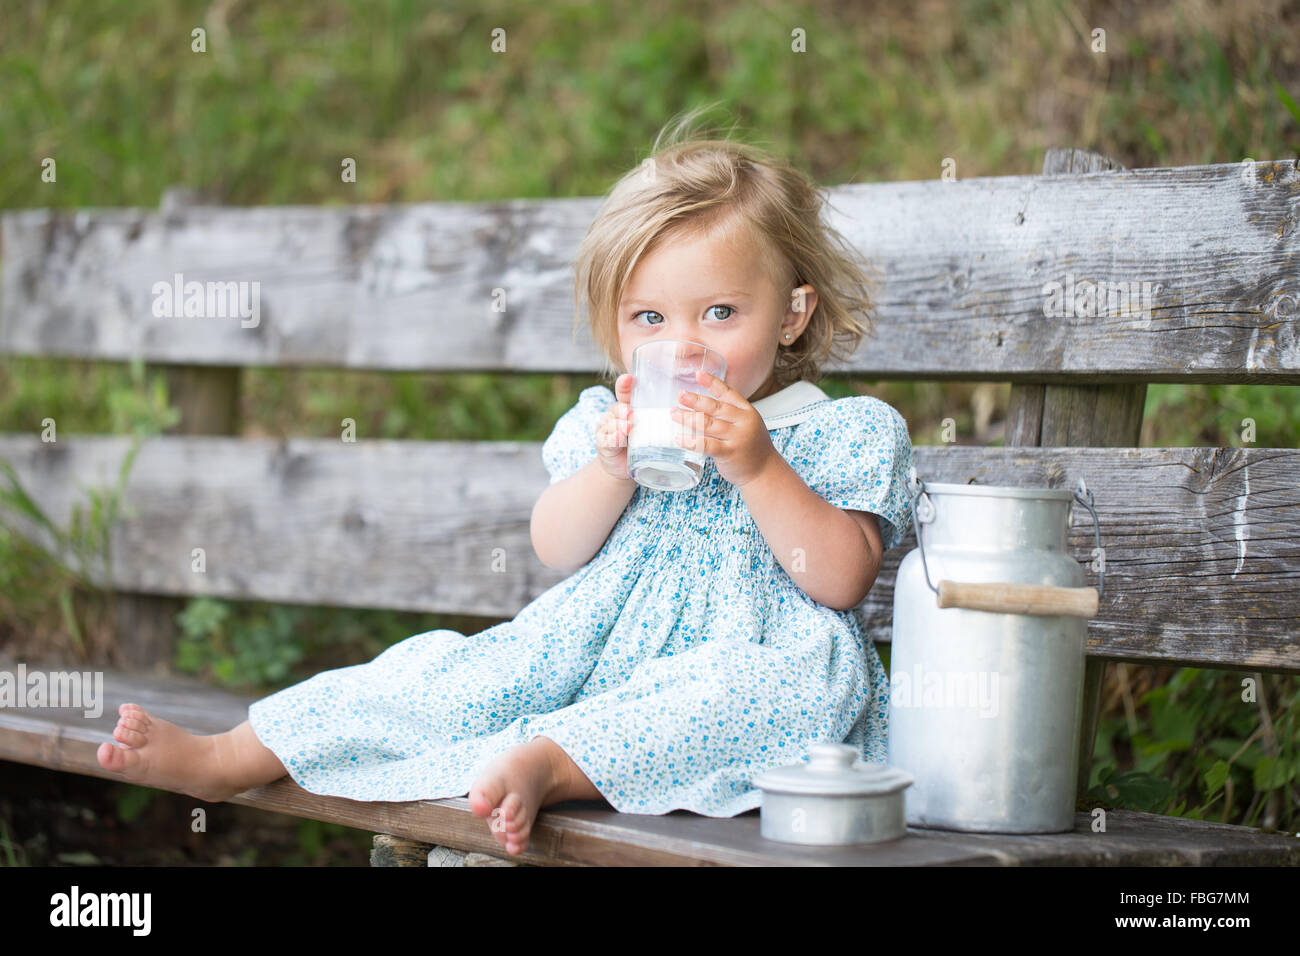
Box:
[936,580,1099,618]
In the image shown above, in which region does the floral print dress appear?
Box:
[247,379,915,816]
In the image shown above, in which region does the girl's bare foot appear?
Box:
[468,736,584,857]
[95,703,241,802]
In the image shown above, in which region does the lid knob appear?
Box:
[806,742,860,772]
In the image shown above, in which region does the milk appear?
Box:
[627,405,706,490]
[627,406,679,451]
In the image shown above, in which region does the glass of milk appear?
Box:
[627,339,727,491]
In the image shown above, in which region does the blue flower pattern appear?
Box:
[248,384,915,816]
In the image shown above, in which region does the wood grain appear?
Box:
[935,581,1100,617]
[1,436,1295,671]
[3,159,1297,381]
[1,662,1296,866]
[1013,144,1148,805]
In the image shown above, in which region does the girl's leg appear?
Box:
[96,704,289,802]
[534,734,603,801]
[213,720,291,794]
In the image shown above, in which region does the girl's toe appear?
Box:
[98,740,140,772]
[467,784,491,818]
[502,792,522,824]
[97,741,120,771]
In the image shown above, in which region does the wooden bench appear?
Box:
[2,147,1297,866]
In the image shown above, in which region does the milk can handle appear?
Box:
[906,472,1104,618]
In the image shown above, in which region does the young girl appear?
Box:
[95,112,915,858]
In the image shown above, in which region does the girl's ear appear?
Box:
[786,285,818,339]
[788,284,818,319]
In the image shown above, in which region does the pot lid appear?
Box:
[752,742,914,797]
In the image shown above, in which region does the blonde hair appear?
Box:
[571,104,879,389]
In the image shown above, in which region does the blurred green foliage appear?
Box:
[173,593,479,693]
[0,0,1297,847]
[0,359,177,660]
[0,818,21,867]
[114,784,157,825]
[1086,669,1297,834]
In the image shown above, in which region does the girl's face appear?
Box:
[615,223,817,403]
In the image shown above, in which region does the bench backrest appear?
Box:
[2,150,1297,674]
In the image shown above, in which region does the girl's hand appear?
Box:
[671,370,778,488]
[595,373,637,481]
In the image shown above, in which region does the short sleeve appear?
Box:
[787,396,915,552]
[541,385,616,484]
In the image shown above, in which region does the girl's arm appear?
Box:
[531,459,637,573]
[739,455,882,611]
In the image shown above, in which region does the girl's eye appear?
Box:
[631,306,734,326]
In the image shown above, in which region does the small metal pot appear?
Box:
[752,742,913,845]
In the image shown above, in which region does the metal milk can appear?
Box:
[887,472,1104,834]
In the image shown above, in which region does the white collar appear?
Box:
[751,380,832,429]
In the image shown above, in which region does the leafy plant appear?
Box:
[0,817,23,867]
[172,592,459,694]
[0,451,137,657]
[1087,668,1299,832]
[175,597,305,689]
[0,358,177,660]
[113,785,157,825]
[287,819,371,866]
[1087,766,1175,812]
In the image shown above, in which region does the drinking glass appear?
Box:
[626,339,727,491]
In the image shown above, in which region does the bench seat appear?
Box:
[3,662,1296,867]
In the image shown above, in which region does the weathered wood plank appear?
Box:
[1017,144,1145,805]
[1,664,1297,865]
[1039,148,1126,175]
[1,436,1296,670]
[113,362,242,672]
[3,160,1298,381]
[370,833,529,867]
[370,833,433,867]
